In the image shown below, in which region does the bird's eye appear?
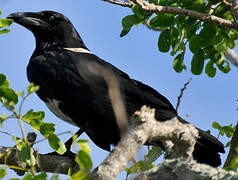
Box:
[48,15,55,22]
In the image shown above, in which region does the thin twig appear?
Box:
[34,131,72,144]
[18,93,31,117]
[101,0,133,7]
[0,130,14,137]
[222,0,233,7]
[176,78,192,112]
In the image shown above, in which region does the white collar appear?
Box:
[63,47,91,54]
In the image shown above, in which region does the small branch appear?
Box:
[226,49,238,68]
[176,78,192,112]
[0,146,79,175]
[224,120,238,167]
[146,21,167,31]
[103,0,238,30]
[101,0,133,7]
[92,106,199,179]
[222,0,233,7]
[132,0,238,30]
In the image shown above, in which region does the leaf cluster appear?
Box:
[0,76,68,177]
[125,147,162,176]
[120,1,238,76]
[0,10,13,34]
[0,73,94,179]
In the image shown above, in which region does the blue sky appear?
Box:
[1,0,238,179]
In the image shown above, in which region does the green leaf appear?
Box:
[32,173,47,180]
[150,14,175,28]
[0,29,10,34]
[0,10,2,16]
[120,29,130,37]
[189,35,201,54]
[22,172,47,180]
[27,83,39,94]
[30,119,42,132]
[223,126,234,137]
[0,87,18,104]
[214,41,227,54]
[199,23,217,47]
[173,54,185,73]
[0,19,13,28]
[0,74,9,87]
[72,170,91,180]
[214,4,228,17]
[22,172,32,180]
[145,147,162,163]
[158,29,170,53]
[230,156,238,171]
[40,123,55,136]
[186,21,200,39]
[212,121,221,130]
[0,74,6,86]
[235,146,238,153]
[0,113,8,126]
[225,141,231,148]
[48,134,66,155]
[216,59,230,73]
[12,137,34,166]
[121,15,140,31]
[132,4,152,20]
[78,139,91,155]
[126,161,154,175]
[23,110,45,122]
[76,150,93,171]
[0,169,6,179]
[205,60,216,77]
[23,110,45,131]
[191,50,204,75]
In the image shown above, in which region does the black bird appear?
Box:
[7,11,225,167]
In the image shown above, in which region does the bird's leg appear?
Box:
[64,128,84,152]
[46,128,84,159]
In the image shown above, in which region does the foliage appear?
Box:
[0,73,94,179]
[72,140,93,180]
[120,1,238,77]
[0,10,13,34]
[212,121,238,171]
[125,147,162,176]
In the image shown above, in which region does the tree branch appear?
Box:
[132,0,238,30]
[224,120,238,167]
[102,0,238,30]
[101,0,133,7]
[1,106,238,179]
[226,49,238,67]
[91,106,199,179]
[0,146,80,175]
[129,159,238,180]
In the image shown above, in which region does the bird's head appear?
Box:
[7,11,88,50]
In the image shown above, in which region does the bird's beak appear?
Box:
[7,12,44,29]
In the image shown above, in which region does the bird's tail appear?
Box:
[193,128,225,167]
[177,116,225,167]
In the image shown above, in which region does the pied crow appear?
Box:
[7,11,225,167]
